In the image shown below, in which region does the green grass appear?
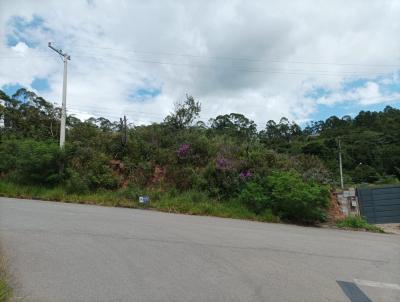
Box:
[0,181,279,223]
[0,278,11,302]
[336,216,384,233]
[0,253,12,302]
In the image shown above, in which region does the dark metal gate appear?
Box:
[357,185,400,224]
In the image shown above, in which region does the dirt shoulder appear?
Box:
[376,223,400,235]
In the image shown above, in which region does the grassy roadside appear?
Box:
[336,216,385,233]
[0,181,387,234]
[0,181,279,223]
[0,248,12,302]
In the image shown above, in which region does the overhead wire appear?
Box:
[1,48,399,78]
[70,45,400,68]
[1,45,399,121]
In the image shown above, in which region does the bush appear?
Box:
[64,170,89,195]
[267,171,330,223]
[352,164,380,183]
[66,146,119,190]
[258,209,280,223]
[117,183,141,200]
[238,171,330,224]
[336,216,384,233]
[0,140,62,185]
[237,180,270,214]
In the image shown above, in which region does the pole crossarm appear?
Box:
[48,42,70,148]
[48,42,71,60]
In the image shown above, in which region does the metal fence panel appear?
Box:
[357,185,400,224]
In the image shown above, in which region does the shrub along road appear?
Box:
[0,197,399,302]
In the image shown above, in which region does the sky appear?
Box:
[1,0,400,127]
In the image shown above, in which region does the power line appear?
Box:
[2,44,399,68]
[65,56,398,78]
[67,105,167,119]
[1,51,398,78]
[71,45,400,68]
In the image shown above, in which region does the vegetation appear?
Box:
[336,216,384,233]
[0,250,12,302]
[238,171,329,223]
[1,88,399,225]
[0,276,11,302]
[0,181,277,222]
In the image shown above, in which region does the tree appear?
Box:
[164,95,201,129]
[352,164,379,183]
[210,113,257,140]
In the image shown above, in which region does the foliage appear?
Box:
[0,247,12,302]
[237,180,270,214]
[0,180,267,223]
[64,170,89,195]
[210,113,257,141]
[1,88,400,225]
[336,216,384,233]
[352,164,380,183]
[0,139,62,185]
[0,274,11,302]
[164,94,201,129]
[266,171,330,223]
[238,171,330,223]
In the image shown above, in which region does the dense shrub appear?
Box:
[66,145,119,190]
[237,180,270,214]
[238,171,330,224]
[64,170,89,194]
[352,164,380,183]
[0,139,62,185]
[266,171,330,223]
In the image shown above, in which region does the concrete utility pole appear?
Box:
[120,115,128,145]
[48,42,70,148]
[338,138,344,189]
[124,115,127,145]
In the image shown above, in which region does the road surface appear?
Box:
[0,197,399,302]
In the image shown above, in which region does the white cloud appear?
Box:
[11,41,29,53]
[315,79,400,107]
[0,0,399,126]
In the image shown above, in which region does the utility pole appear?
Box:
[48,42,70,148]
[338,138,344,189]
[120,115,128,145]
[124,115,127,145]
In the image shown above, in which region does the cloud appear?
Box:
[310,71,400,107]
[0,0,399,126]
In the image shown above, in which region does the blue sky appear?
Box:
[129,87,162,102]
[6,15,49,48]
[305,74,400,121]
[1,1,400,125]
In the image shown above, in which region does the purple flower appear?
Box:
[239,170,252,181]
[216,156,228,170]
[177,143,190,158]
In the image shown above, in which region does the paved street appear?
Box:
[0,197,399,302]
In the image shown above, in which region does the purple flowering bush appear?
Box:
[239,170,252,181]
[216,156,231,170]
[177,143,190,158]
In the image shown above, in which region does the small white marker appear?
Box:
[354,279,400,291]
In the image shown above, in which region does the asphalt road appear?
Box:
[0,197,399,302]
